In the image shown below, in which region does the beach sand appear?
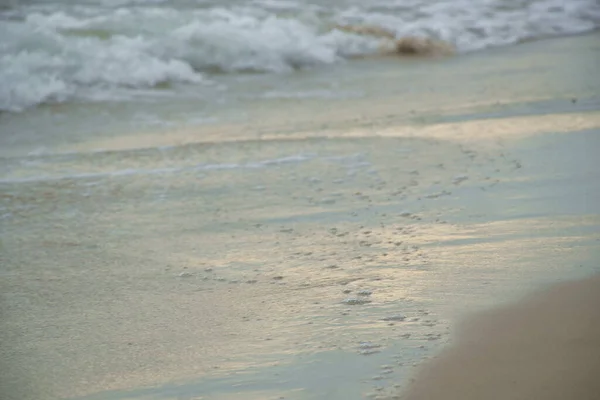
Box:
[1,33,599,400]
[398,274,600,400]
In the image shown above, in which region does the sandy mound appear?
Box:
[398,275,600,400]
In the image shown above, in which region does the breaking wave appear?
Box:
[1,0,599,111]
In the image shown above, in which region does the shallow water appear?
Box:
[2,113,599,400]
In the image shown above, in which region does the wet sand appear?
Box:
[1,33,600,400]
[398,274,600,400]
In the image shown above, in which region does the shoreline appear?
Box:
[1,32,599,400]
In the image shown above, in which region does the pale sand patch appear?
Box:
[398,274,600,400]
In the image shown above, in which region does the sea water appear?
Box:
[1,3,600,400]
[1,0,599,114]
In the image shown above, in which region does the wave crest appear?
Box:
[1,0,599,112]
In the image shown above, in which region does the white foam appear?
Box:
[0,153,315,184]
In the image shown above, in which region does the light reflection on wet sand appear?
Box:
[1,34,600,400]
